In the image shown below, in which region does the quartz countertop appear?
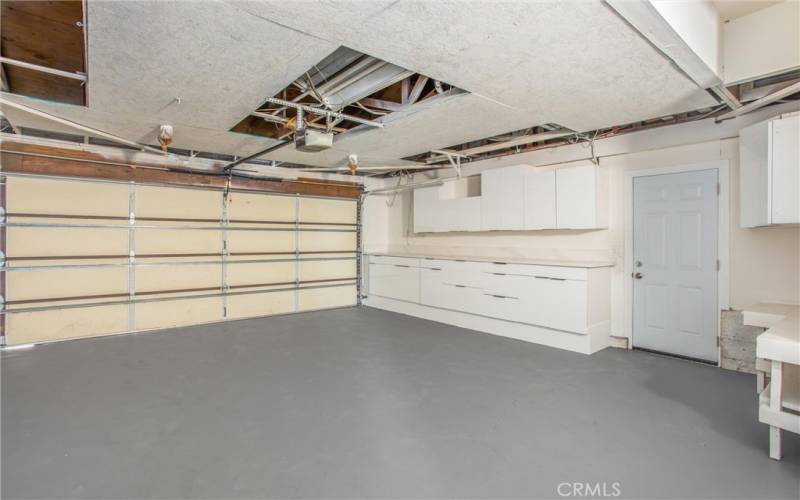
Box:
[744,303,800,366]
[366,252,615,269]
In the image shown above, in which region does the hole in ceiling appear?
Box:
[0,0,88,106]
[404,123,573,165]
[230,46,466,140]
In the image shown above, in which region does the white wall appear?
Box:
[722,0,800,84]
[363,107,800,342]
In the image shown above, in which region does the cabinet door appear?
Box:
[524,169,556,229]
[481,166,526,230]
[556,165,597,229]
[771,115,800,224]
[413,186,439,233]
[368,263,419,302]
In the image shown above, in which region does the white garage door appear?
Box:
[1,175,358,346]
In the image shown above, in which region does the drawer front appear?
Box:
[538,278,588,333]
[479,272,531,298]
[421,258,485,288]
[478,292,527,323]
[368,263,420,303]
[369,255,420,267]
[476,261,588,281]
[438,282,485,314]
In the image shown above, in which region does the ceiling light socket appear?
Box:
[158,125,174,153]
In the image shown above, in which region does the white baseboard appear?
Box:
[365,296,608,355]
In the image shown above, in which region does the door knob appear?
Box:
[632,272,643,279]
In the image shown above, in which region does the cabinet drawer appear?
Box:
[421,258,485,288]
[369,255,420,267]
[476,261,588,281]
[368,263,420,303]
[478,292,527,323]
[439,283,485,314]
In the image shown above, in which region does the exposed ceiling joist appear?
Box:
[427,130,574,163]
[407,76,429,105]
[710,85,742,109]
[359,97,404,112]
[0,56,86,82]
[716,81,800,121]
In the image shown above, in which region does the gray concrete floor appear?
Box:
[2,306,798,499]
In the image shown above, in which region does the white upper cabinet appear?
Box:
[413,163,608,232]
[413,178,481,233]
[481,165,526,230]
[740,114,800,228]
[555,164,608,229]
[523,169,556,229]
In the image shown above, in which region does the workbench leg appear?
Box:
[769,427,782,460]
[768,360,783,460]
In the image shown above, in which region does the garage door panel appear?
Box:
[136,186,221,219]
[298,284,357,311]
[7,267,128,302]
[135,297,223,330]
[226,230,294,254]
[136,264,221,292]
[7,176,129,216]
[227,193,295,221]
[298,231,356,252]
[299,260,357,281]
[7,227,128,256]
[135,229,222,254]
[227,261,295,287]
[299,198,357,224]
[226,290,295,320]
[6,304,129,345]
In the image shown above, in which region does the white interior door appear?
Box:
[632,169,718,362]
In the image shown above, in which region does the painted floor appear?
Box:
[2,306,798,499]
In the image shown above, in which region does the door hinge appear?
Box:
[717,183,721,195]
[716,337,720,347]
[717,259,720,271]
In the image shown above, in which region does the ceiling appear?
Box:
[1,0,716,169]
[711,0,783,21]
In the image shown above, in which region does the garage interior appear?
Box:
[1,1,799,498]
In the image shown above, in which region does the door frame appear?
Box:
[623,160,730,364]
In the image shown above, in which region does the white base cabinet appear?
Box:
[366,255,420,303]
[367,254,612,354]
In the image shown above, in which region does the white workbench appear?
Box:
[744,303,800,460]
